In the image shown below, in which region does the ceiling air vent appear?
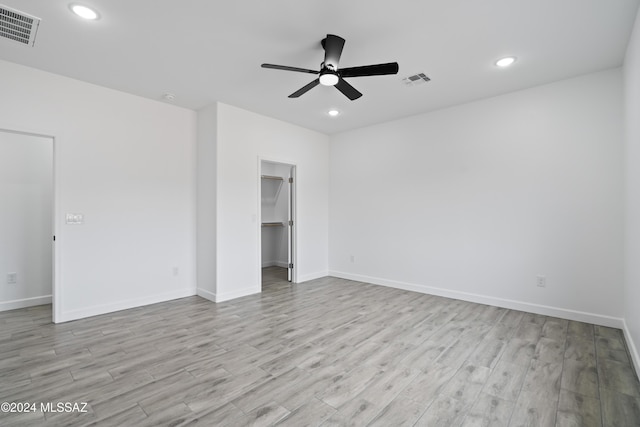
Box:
[402,73,431,87]
[0,4,41,47]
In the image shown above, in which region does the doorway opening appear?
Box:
[259,160,296,289]
[0,128,56,322]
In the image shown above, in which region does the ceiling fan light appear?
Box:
[319,73,339,86]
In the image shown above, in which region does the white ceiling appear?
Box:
[1,0,638,134]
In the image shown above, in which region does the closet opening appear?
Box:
[259,160,296,288]
[0,128,57,322]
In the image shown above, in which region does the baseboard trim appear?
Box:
[622,320,640,377]
[297,271,329,283]
[57,288,197,323]
[262,261,288,268]
[329,270,624,328]
[214,287,259,303]
[0,295,52,312]
[196,287,216,303]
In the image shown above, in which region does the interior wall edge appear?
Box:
[329,270,625,329]
[56,288,196,323]
[0,296,52,312]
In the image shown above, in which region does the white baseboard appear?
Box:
[196,287,216,303]
[297,270,329,283]
[622,320,640,376]
[262,261,288,268]
[57,287,197,323]
[0,295,52,312]
[214,286,260,303]
[329,270,624,329]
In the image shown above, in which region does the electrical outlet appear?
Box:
[172,267,179,277]
[7,273,17,284]
[350,255,355,263]
[536,275,546,288]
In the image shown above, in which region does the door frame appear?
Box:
[0,127,59,323]
[258,157,297,285]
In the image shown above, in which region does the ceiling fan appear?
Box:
[261,34,399,101]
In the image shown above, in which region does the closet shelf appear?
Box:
[261,175,283,203]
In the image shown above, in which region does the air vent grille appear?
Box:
[0,4,41,47]
[402,73,431,86]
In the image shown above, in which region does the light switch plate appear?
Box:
[65,213,84,225]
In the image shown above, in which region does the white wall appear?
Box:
[330,69,624,326]
[196,104,218,302]
[0,60,197,322]
[215,103,329,301]
[0,131,53,311]
[624,7,640,374]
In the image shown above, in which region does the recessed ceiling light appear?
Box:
[327,109,340,117]
[495,56,516,67]
[69,4,100,20]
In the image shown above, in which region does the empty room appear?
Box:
[1,1,640,426]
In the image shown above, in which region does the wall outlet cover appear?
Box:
[536,275,546,287]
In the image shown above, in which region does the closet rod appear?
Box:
[261,175,284,181]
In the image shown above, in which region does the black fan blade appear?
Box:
[323,34,345,69]
[335,77,362,100]
[340,62,399,78]
[262,64,319,74]
[288,79,320,98]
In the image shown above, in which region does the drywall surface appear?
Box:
[0,60,197,322]
[196,104,218,302]
[0,131,52,311]
[330,69,624,325]
[216,103,329,301]
[624,7,640,374]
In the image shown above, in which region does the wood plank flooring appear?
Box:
[1,267,639,426]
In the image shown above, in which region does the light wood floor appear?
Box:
[1,267,639,426]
